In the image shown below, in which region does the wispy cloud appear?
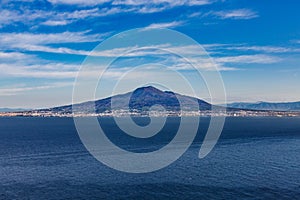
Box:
[57,7,132,19]
[166,57,236,71]
[13,45,90,55]
[0,9,48,27]
[1,0,254,30]
[216,54,281,64]
[44,0,215,15]
[0,31,102,45]
[112,0,213,6]
[41,19,73,26]
[0,31,106,55]
[47,0,110,6]
[187,12,202,18]
[0,82,73,96]
[0,40,285,76]
[211,9,258,20]
[143,21,184,29]
[226,45,300,53]
[205,43,300,53]
[0,63,80,79]
[47,0,214,7]
[0,52,31,60]
[0,6,134,28]
[0,52,40,67]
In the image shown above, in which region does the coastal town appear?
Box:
[1,109,299,118]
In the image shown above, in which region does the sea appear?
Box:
[0,117,299,200]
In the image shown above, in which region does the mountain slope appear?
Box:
[227,101,300,111]
[42,86,213,114]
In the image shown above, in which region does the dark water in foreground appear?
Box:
[0,117,300,199]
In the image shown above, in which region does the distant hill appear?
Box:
[6,88,300,115]
[0,108,28,112]
[5,87,300,117]
[40,86,214,114]
[227,101,300,111]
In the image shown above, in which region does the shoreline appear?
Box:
[1,111,300,118]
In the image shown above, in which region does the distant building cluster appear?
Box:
[0,109,299,118]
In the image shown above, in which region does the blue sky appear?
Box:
[0,0,300,108]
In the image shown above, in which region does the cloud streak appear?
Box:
[143,21,184,29]
[0,52,31,60]
[0,31,103,46]
[0,7,135,28]
[204,43,300,54]
[0,82,73,96]
[48,0,214,7]
[216,54,281,64]
[0,31,107,55]
[210,9,258,20]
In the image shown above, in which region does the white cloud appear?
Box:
[143,21,184,29]
[0,0,215,29]
[58,7,128,19]
[226,45,300,53]
[14,44,90,55]
[0,7,132,28]
[46,0,214,14]
[168,60,236,71]
[47,0,214,7]
[113,0,214,7]
[0,52,30,60]
[216,54,281,64]
[0,42,284,83]
[0,51,40,66]
[137,6,169,14]
[0,9,49,27]
[204,43,300,53]
[187,0,213,6]
[188,12,202,18]
[0,31,102,46]
[0,31,106,54]
[41,20,72,26]
[0,82,73,96]
[86,44,203,57]
[211,9,258,20]
[0,9,21,27]
[47,0,110,6]
[0,62,80,79]
[46,0,214,15]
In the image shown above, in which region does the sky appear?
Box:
[0,0,300,108]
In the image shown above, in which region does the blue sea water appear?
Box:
[0,117,300,199]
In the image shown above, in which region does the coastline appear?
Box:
[1,110,300,118]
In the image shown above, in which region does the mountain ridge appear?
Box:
[45,86,214,114]
[2,86,300,116]
[227,101,300,111]
[0,108,28,113]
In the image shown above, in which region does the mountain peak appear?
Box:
[41,85,213,114]
[134,86,164,93]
